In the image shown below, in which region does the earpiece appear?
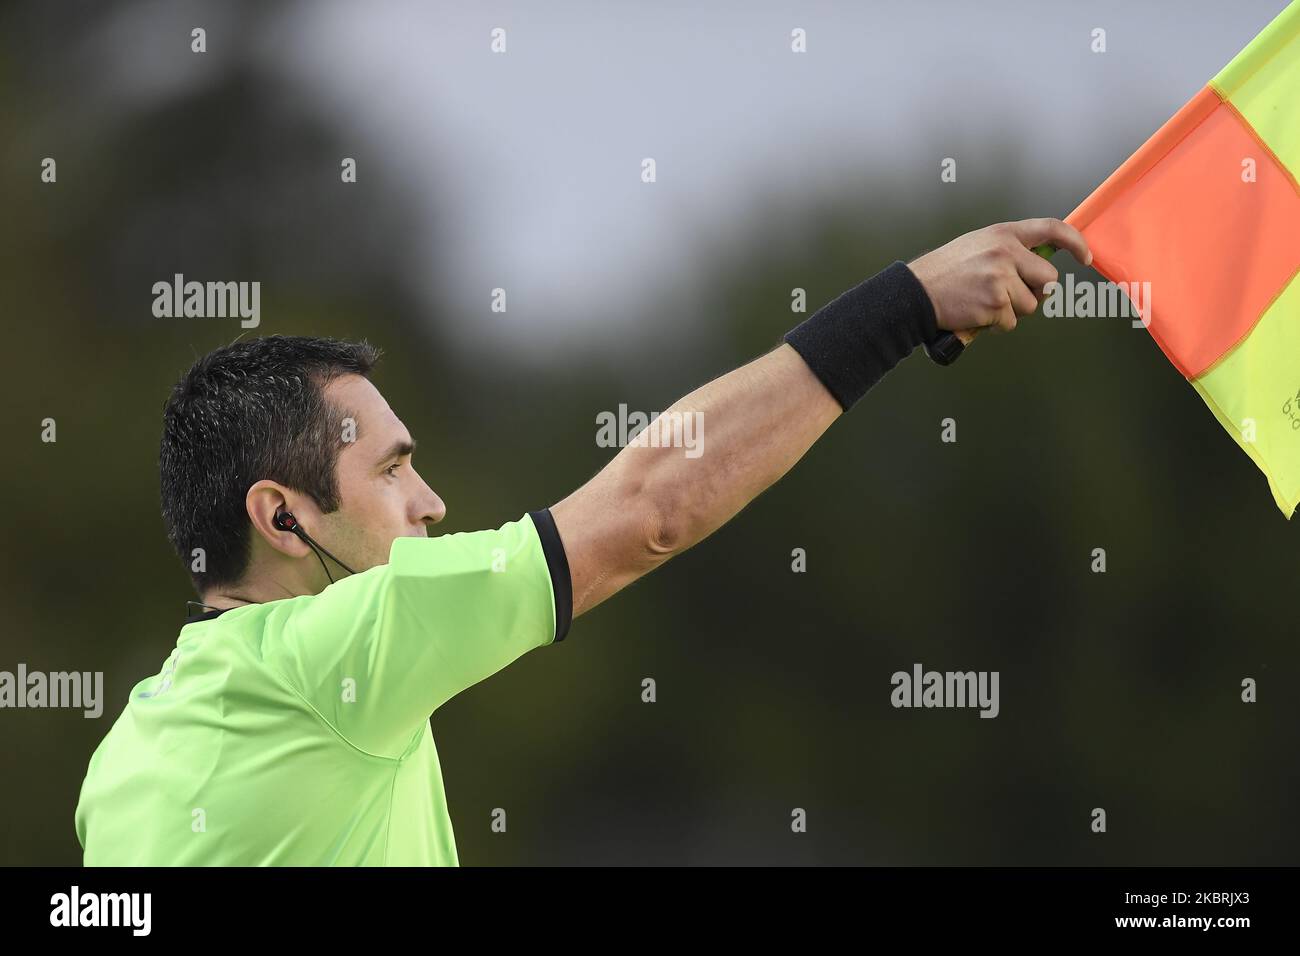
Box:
[271,509,356,581]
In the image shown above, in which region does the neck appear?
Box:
[202,576,302,610]
[198,592,255,612]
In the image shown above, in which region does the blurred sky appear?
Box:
[78,0,1292,354]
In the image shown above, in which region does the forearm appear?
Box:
[617,342,840,552]
[551,260,943,617]
[553,344,840,614]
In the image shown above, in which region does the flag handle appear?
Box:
[923,243,1057,366]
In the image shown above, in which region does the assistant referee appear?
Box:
[75,218,1090,865]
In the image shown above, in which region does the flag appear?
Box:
[1065,1,1300,517]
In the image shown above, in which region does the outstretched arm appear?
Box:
[550,218,1091,617]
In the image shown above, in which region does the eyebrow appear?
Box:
[375,438,416,465]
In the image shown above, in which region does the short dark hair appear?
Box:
[160,335,382,593]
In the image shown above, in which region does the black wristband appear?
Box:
[782,260,940,412]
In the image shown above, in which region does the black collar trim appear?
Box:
[185,603,232,623]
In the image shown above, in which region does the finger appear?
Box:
[1007,217,1092,267]
[1012,243,1060,298]
[987,295,1018,334]
[1005,272,1041,319]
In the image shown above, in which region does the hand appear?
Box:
[907,218,1092,341]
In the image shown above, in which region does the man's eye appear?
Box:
[385,463,402,477]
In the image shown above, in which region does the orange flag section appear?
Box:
[1066,87,1300,380]
[1063,0,1300,516]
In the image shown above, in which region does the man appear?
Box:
[75,218,1090,865]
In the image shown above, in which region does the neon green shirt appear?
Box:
[75,511,571,866]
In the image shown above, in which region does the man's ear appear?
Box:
[246,480,310,559]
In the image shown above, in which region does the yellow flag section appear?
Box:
[1065,1,1300,516]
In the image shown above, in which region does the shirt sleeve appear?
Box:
[262,510,572,758]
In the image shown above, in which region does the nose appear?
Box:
[422,493,447,527]
[413,471,446,529]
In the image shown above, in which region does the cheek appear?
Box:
[372,483,415,537]
[340,480,402,542]
[339,475,417,562]
[351,505,404,567]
